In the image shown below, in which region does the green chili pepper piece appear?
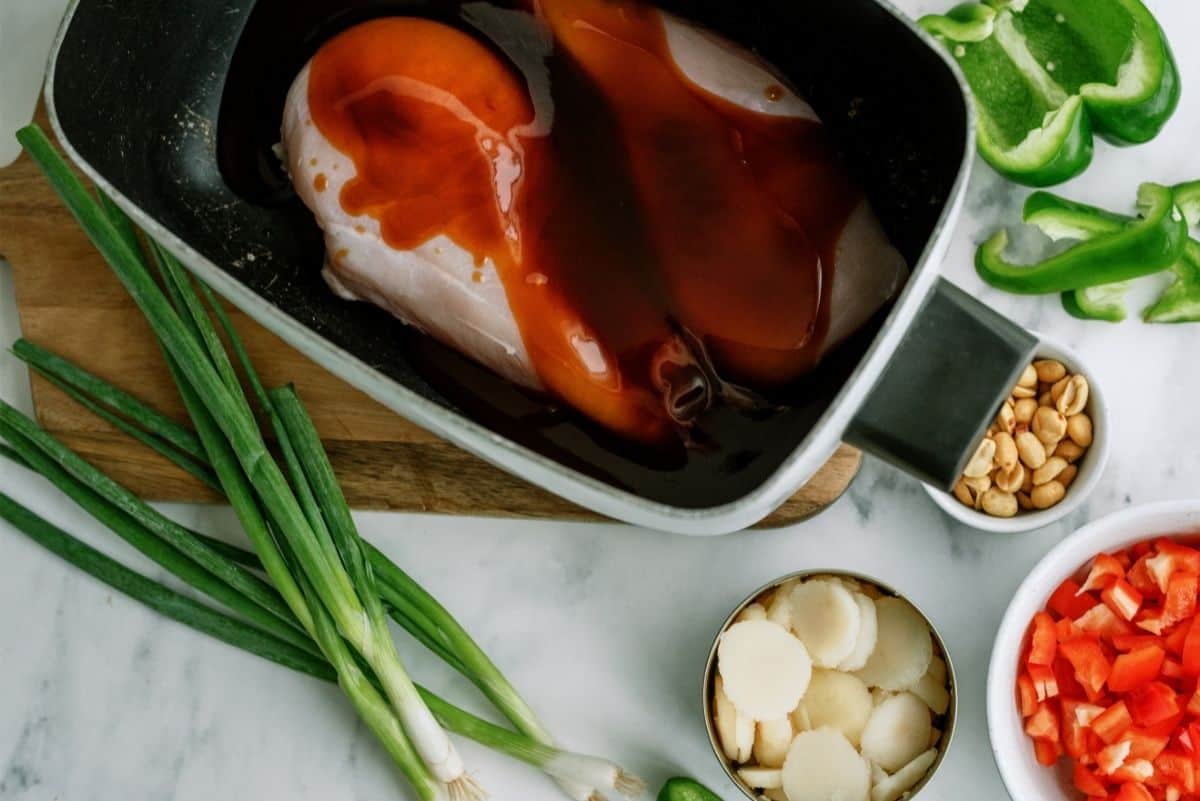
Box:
[657,778,725,801]
[920,0,1179,186]
[976,182,1186,294]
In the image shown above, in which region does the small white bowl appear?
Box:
[987,500,1200,801]
[923,334,1109,533]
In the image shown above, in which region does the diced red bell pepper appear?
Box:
[1139,709,1184,738]
[1061,635,1115,698]
[1137,609,1170,636]
[1098,739,1134,774]
[1130,555,1161,598]
[1127,683,1181,728]
[1073,762,1109,795]
[1154,753,1197,794]
[1058,617,1081,643]
[1189,722,1200,753]
[1093,701,1135,744]
[1163,573,1198,627]
[1029,663,1060,701]
[1073,762,1109,796]
[1161,659,1184,680]
[1082,553,1127,593]
[1113,759,1155,783]
[1181,618,1200,677]
[1112,782,1154,801]
[1122,732,1169,761]
[1185,687,1200,718]
[1120,783,1156,801]
[1052,577,1104,620]
[1030,612,1058,666]
[1114,634,1166,653]
[1147,542,1200,593]
[1164,623,1190,656]
[1109,645,1167,693]
[1054,655,1090,700]
[1018,672,1039,717]
[1034,736,1063,766]
[1026,702,1061,742]
[1078,604,1138,641]
[1105,579,1146,622]
[1061,699,1090,758]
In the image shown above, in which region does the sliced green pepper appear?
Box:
[920,0,1180,186]
[657,778,725,801]
[976,182,1187,293]
[1022,191,1131,320]
[1017,183,1200,322]
[1175,180,1200,226]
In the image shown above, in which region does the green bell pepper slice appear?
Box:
[1018,183,1200,322]
[657,778,724,801]
[920,0,1180,186]
[975,182,1186,294]
[1144,241,1200,323]
[1022,191,1131,320]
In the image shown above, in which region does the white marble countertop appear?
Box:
[2,1,1199,799]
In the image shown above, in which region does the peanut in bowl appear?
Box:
[923,335,1110,534]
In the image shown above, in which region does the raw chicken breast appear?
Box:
[282,4,907,440]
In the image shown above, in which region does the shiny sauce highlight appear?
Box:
[306,0,863,441]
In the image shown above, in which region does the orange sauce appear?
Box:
[306,1,863,441]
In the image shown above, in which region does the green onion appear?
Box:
[0,490,332,680]
[12,338,207,462]
[0,414,317,658]
[8,334,643,800]
[18,124,479,801]
[12,122,641,801]
[0,487,595,770]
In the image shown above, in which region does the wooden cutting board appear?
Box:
[0,111,861,527]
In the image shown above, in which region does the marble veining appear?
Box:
[2,1,1200,799]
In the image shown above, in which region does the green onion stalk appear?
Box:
[5,123,642,801]
[17,124,472,801]
[0,484,634,792]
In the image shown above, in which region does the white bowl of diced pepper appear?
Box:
[923,335,1109,534]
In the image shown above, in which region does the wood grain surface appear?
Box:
[0,111,861,528]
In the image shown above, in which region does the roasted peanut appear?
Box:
[1033,457,1068,486]
[981,489,1019,518]
[1033,407,1068,445]
[1031,481,1066,509]
[1021,465,1034,494]
[995,462,1025,493]
[964,438,997,478]
[1067,413,1093,447]
[954,479,976,507]
[1057,375,1089,417]
[1044,440,1058,458]
[1035,359,1067,384]
[996,402,1016,435]
[1014,398,1038,425]
[1019,364,1038,389]
[1038,390,1053,407]
[1050,376,1071,403]
[1013,384,1038,400]
[1017,491,1034,511]
[993,431,1018,470]
[1016,431,1047,469]
[1059,464,1078,489]
[1056,440,1085,464]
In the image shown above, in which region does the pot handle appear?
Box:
[845,278,1038,490]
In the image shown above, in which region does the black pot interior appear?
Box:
[50,0,968,509]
